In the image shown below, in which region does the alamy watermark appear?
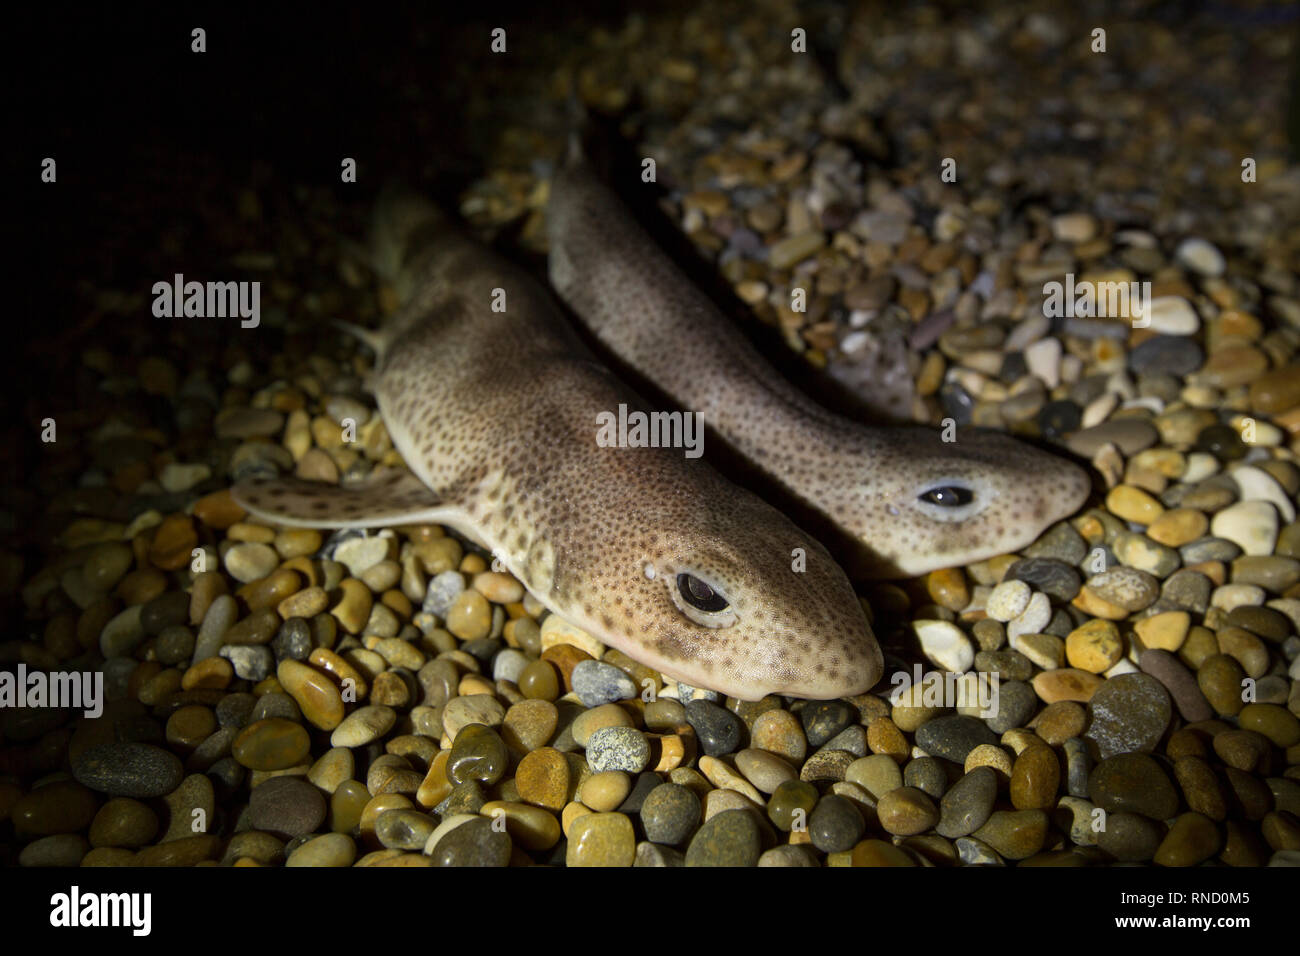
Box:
[0,665,103,718]
[152,273,260,328]
[1043,273,1152,326]
[596,403,704,459]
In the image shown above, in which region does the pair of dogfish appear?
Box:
[232,150,1089,701]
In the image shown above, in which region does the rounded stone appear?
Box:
[248,776,327,838]
[766,779,819,833]
[586,726,651,774]
[71,743,183,798]
[11,781,99,837]
[232,718,311,771]
[567,812,635,867]
[515,747,570,810]
[1097,810,1164,861]
[447,723,510,786]
[429,816,511,866]
[685,699,745,756]
[685,809,761,867]
[1154,812,1221,866]
[809,794,866,853]
[914,715,998,763]
[1088,753,1179,820]
[877,786,940,836]
[330,705,396,748]
[1010,745,1061,810]
[937,767,998,838]
[1084,673,1172,760]
[570,660,638,707]
[641,783,702,846]
[286,832,356,867]
[88,797,158,848]
[972,809,1048,860]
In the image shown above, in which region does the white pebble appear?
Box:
[1210,500,1278,556]
[223,542,279,583]
[334,536,391,577]
[1144,296,1200,336]
[1230,464,1296,523]
[1050,212,1097,243]
[1024,337,1062,388]
[912,619,975,673]
[1007,591,1051,641]
[1081,392,1119,429]
[1182,452,1220,483]
[986,580,1031,622]
[1103,658,1140,678]
[1210,583,1266,612]
[1175,238,1225,277]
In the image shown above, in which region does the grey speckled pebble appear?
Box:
[915,715,998,763]
[248,776,326,838]
[571,659,638,706]
[640,783,701,845]
[491,648,530,684]
[809,794,865,853]
[1138,649,1213,722]
[585,726,651,773]
[72,743,183,798]
[820,724,869,757]
[685,809,761,866]
[1064,738,1091,798]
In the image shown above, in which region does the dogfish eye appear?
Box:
[918,485,975,507]
[677,573,730,613]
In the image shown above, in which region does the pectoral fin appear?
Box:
[231,468,464,529]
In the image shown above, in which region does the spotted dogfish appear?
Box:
[547,152,1092,577]
[231,188,882,700]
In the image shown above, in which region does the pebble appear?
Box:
[809,794,866,852]
[1175,238,1225,276]
[733,748,798,793]
[1065,619,1123,673]
[515,747,570,810]
[331,705,396,748]
[223,543,280,583]
[686,699,745,755]
[231,718,310,771]
[986,579,1031,622]
[72,743,183,798]
[1084,673,1172,759]
[1066,420,1159,458]
[846,754,903,799]
[429,817,512,867]
[580,772,632,812]
[1137,649,1212,721]
[767,779,818,832]
[249,776,327,837]
[750,709,807,761]
[586,726,651,774]
[877,787,940,835]
[936,767,998,838]
[1154,812,1222,866]
[1089,752,1179,820]
[89,798,158,848]
[913,619,974,672]
[374,809,437,850]
[276,659,345,730]
[567,812,635,867]
[914,715,998,762]
[684,809,761,866]
[971,809,1048,860]
[1010,745,1060,810]
[571,660,638,707]
[1211,501,1278,556]
[1005,558,1081,603]
[1098,811,1164,861]
[640,783,701,845]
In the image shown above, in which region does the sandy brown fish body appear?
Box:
[232,190,881,701]
[547,156,1091,577]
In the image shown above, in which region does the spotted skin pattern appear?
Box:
[547,157,1092,577]
[232,191,881,701]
